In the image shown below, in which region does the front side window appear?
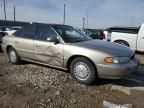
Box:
[52,25,92,43]
[36,25,58,41]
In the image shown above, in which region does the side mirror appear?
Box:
[47,37,60,44]
[54,38,60,44]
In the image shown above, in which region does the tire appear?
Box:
[115,40,129,47]
[8,47,21,64]
[70,57,97,85]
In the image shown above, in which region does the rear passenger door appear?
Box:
[34,25,64,68]
[13,25,37,60]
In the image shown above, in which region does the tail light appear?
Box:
[102,33,106,40]
[100,32,106,40]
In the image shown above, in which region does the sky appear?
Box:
[0,0,144,28]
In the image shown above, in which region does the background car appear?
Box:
[0,27,9,44]
[104,26,139,41]
[83,29,106,40]
[6,26,22,35]
[104,24,144,52]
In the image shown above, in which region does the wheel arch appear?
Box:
[6,45,13,53]
[114,39,130,47]
[67,55,98,74]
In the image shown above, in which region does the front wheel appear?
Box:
[8,47,21,64]
[70,57,97,85]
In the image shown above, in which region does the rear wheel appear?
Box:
[8,47,21,64]
[70,57,97,85]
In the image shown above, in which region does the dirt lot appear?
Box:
[0,48,144,108]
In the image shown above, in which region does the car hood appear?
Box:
[71,40,134,57]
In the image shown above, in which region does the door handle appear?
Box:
[35,44,41,47]
[14,41,19,44]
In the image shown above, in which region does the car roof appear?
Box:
[83,28,103,32]
[30,22,71,27]
[105,26,139,31]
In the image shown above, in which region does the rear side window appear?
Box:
[13,25,37,39]
[13,29,23,36]
[0,27,7,31]
[36,25,57,41]
[21,25,37,39]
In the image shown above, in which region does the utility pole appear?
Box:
[86,7,89,28]
[0,1,2,20]
[83,18,85,29]
[63,3,66,25]
[1,0,7,26]
[3,0,7,22]
[14,5,16,25]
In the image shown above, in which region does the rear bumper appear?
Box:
[1,44,7,55]
[97,58,138,79]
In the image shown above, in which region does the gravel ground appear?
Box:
[0,48,144,108]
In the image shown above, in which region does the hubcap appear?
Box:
[74,62,90,80]
[10,50,17,63]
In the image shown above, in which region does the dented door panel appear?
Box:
[34,40,64,67]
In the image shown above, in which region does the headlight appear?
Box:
[104,57,131,64]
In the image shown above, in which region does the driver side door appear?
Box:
[34,25,64,68]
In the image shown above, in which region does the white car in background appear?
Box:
[104,23,144,52]
[5,26,22,35]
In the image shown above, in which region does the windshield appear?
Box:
[52,25,92,43]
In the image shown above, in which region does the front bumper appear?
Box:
[97,58,139,79]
